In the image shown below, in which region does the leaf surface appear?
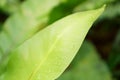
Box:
[3,5,105,80]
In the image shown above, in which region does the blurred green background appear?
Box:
[0,0,120,80]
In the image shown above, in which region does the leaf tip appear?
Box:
[97,4,106,14]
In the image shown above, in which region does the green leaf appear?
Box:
[2,5,105,80]
[0,0,60,75]
[57,41,112,80]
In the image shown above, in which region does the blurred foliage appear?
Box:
[74,0,111,11]
[109,30,120,69]
[108,30,120,79]
[0,23,2,31]
[0,0,22,14]
[0,0,120,80]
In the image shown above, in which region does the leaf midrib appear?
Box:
[28,25,72,80]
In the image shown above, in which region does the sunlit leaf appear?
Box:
[2,6,105,80]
